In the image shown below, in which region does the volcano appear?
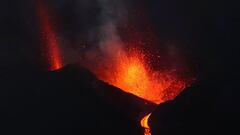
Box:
[1,0,240,135]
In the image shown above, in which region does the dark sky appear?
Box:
[0,0,239,81]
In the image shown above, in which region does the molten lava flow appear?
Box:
[36,0,63,71]
[141,113,152,135]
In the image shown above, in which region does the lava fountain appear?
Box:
[36,0,63,71]
[95,48,186,104]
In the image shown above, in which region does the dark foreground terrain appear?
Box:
[150,74,240,135]
[0,64,156,135]
[0,64,239,135]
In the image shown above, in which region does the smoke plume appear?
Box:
[79,0,129,70]
[97,0,126,56]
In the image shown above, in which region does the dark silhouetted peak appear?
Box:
[149,80,240,135]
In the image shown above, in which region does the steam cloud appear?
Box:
[73,0,129,69]
[97,0,126,57]
[54,0,128,67]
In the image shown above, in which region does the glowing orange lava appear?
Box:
[37,0,62,71]
[97,48,186,104]
[141,113,152,135]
